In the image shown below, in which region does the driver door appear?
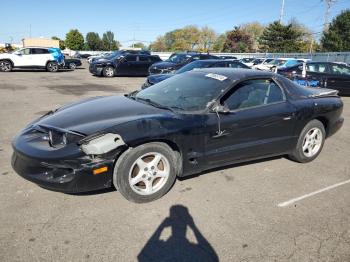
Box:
[204,78,297,167]
[12,48,32,67]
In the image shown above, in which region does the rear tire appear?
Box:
[0,60,12,72]
[46,61,59,72]
[103,66,115,77]
[289,119,325,163]
[113,142,177,203]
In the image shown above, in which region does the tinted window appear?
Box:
[211,62,227,67]
[306,63,328,73]
[167,54,190,64]
[224,79,284,110]
[330,64,350,75]
[139,56,150,62]
[32,48,49,54]
[136,72,231,111]
[125,55,137,62]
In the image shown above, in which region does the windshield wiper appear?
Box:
[136,97,174,112]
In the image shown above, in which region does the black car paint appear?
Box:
[143,60,250,88]
[278,62,350,95]
[12,69,344,193]
[63,58,82,68]
[148,53,219,74]
[89,54,161,76]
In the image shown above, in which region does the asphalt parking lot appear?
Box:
[0,62,349,262]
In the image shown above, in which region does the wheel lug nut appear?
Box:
[144,167,148,171]
[151,166,155,170]
[142,174,146,178]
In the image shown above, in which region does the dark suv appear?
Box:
[148,52,219,74]
[89,53,161,77]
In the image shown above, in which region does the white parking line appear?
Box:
[278,179,350,207]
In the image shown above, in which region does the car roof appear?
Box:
[192,68,275,80]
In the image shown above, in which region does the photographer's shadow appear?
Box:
[138,205,219,262]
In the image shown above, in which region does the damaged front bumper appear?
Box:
[11,149,116,193]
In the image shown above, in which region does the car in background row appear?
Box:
[142,59,250,88]
[277,62,350,95]
[148,52,219,74]
[62,58,82,70]
[251,58,274,69]
[220,55,237,60]
[87,52,112,63]
[255,58,310,71]
[88,50,151,64]
[239,58,255,67]
[0,47,64,72]
[89,53,161,77]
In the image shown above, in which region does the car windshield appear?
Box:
[176,61,212,74]
[134,72,231,111]
[167,54,190,64]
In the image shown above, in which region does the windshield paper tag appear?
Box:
[205,73,228,81]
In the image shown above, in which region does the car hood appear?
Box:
[148,73,175,84]
[33,96,165,135]
[150,61,179,69]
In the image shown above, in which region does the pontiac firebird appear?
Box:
[11,69,344,203]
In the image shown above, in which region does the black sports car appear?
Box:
[12,69,343,203]
[148,52,219,74]
[142,59,250,88]
[63,58,82,70]
[277,62,350,95]
[89,53,161,77]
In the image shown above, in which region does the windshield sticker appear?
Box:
[205,73,228,81]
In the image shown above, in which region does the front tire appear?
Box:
[46,61,59,72]
[103,66,115,77]
[289,119,325,163]
[68,62,76,70]
[0,60,12,72]
[113,143,177,203]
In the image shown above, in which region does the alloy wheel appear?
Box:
[128,152,170,195]
[0,61,11,72]
[105,67,114,77]
[302,127,323,157]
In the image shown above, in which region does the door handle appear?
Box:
[283,116,292,120]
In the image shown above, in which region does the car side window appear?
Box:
[211,62,227,67]
[32,48,49,55]
[306,63,328,73]
[223,79,284,111]
[330,64,350,75]
[139,55,150,62]
[19,48,31,55]
[125,55,137,62]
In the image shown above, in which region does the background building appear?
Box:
[22,38,59,48]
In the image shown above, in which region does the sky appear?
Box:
[1,0,349,46]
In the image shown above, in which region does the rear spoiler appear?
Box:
[308,89,339,98]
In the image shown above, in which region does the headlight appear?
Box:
[79,133,125,155]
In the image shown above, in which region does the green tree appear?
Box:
[321,9,350,51]
[86,32,102,51]
[65,29,84,50]
[223,27,253,52]
[240,22,265,52]
[198,26,217,52]
[149,36,167,51]
[212,33,226,52]
[102,31,119,51]
[132,42,146,49]
[259,21,303,52]
[51,36,66,50]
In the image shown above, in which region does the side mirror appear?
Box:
[208,101,230,114]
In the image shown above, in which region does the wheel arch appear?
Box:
[0,58,14,67]
[314,116,329,136]
[115,139,183,177]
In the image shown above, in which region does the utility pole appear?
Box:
[29,24,32,38]
[324,0,336,32]
[279,0,285,24]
